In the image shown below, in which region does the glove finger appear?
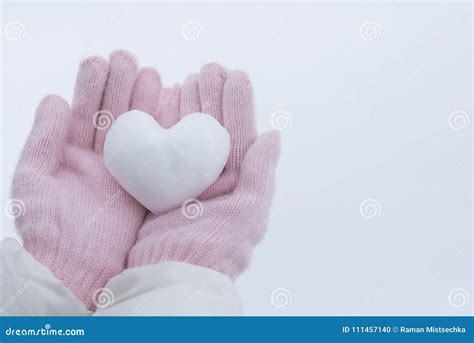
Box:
[234,131,281,204]
[160,84,180,128]
[179,73,200,119]
[222,71,257,172]
[130,67,161,115]
[68,56,109,150]
[19,95,71,172]
[94,50,138,154]
[198,63,226,124]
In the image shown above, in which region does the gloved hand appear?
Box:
[11,50,162,309]
[128,64,281,278]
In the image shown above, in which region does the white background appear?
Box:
[1,1,472,315]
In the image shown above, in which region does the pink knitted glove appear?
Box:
[11,51,163,309]
[128,64,281,278]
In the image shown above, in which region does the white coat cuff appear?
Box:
[1,238,243,316]
[94,261,243,316]
[0,237,89,316]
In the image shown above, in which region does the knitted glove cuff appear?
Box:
[127,234,250,279]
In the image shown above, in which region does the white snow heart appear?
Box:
[104,110,230,215]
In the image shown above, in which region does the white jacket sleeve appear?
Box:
[0,238,243,316]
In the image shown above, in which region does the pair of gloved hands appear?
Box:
[11,50,280,310]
